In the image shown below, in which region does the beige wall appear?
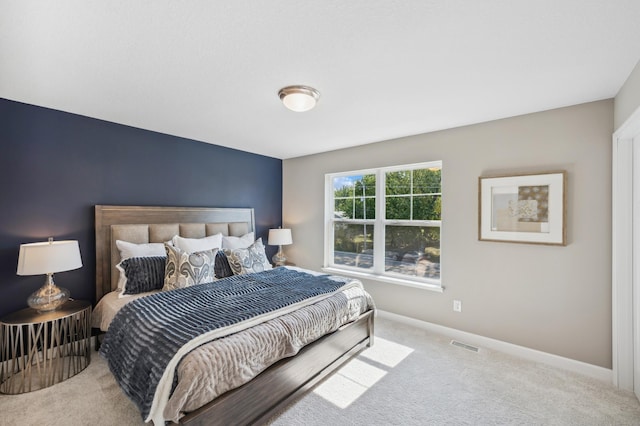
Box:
[615,58,640,130]
[283,100,613,368]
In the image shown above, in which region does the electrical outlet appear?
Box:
[453,300,462,312]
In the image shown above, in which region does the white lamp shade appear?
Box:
[268,229,293,246]
[17,240,82,276]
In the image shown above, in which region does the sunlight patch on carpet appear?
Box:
[313,359,386,408]
[360,337,414,368]
[313,338,414,408]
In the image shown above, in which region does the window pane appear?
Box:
[386,196,410,220]
[333,223,374,270]
[365,197,376,219]
[413,195,441,220]
[363,174,376,196]
[334,199,353,219]
[333,174,375,220]
[413,168,441,194]
[354,175,376,197]
[350,197,376,219]
[354,198,364,219]
[386,171,411,195]
[333,176,355,197]
[385,225,440,279]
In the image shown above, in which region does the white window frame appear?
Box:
[324,161,443,292]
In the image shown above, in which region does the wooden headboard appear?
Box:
[94,205,255,302]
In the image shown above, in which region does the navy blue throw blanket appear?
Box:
[100,268,351,422]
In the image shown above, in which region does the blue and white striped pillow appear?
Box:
[118,256,166,295]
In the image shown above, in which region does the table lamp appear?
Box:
[17,238,82,312]
[268,228,292,266]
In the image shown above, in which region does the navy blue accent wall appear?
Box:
[0,98,282,317]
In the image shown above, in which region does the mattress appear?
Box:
[92,289,159,331]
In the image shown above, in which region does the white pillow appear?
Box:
[115,261,127,294]
[222,232,255,249]
[116,240,166,260]
[172,233,223,253]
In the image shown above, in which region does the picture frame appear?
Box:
[478,171,566,246]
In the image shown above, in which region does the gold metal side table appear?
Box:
[0,299,92,394]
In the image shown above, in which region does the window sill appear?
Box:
[322,267,444,293]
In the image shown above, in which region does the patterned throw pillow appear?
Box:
[117,256,166,295]
[163,243,218,291]
[224,238,273,275]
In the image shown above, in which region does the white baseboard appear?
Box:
[376,310,613,384]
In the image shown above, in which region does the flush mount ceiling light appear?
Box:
[278,85,320,112]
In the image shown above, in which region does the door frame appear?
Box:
[612,105,640,392]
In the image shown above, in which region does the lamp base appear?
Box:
[272,246,287,267]
[27,274,70,313]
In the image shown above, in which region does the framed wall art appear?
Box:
[478,171,566,245]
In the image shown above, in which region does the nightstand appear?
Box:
[0,300,92,394]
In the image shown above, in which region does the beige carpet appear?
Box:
[1,316,639,425]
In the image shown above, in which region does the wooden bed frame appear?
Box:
[94,205,374,425]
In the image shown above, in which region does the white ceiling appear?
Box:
[2,1,640,160]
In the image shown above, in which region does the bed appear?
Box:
[92,205,375,425]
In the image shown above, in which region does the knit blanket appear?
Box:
[100,268,356,425]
